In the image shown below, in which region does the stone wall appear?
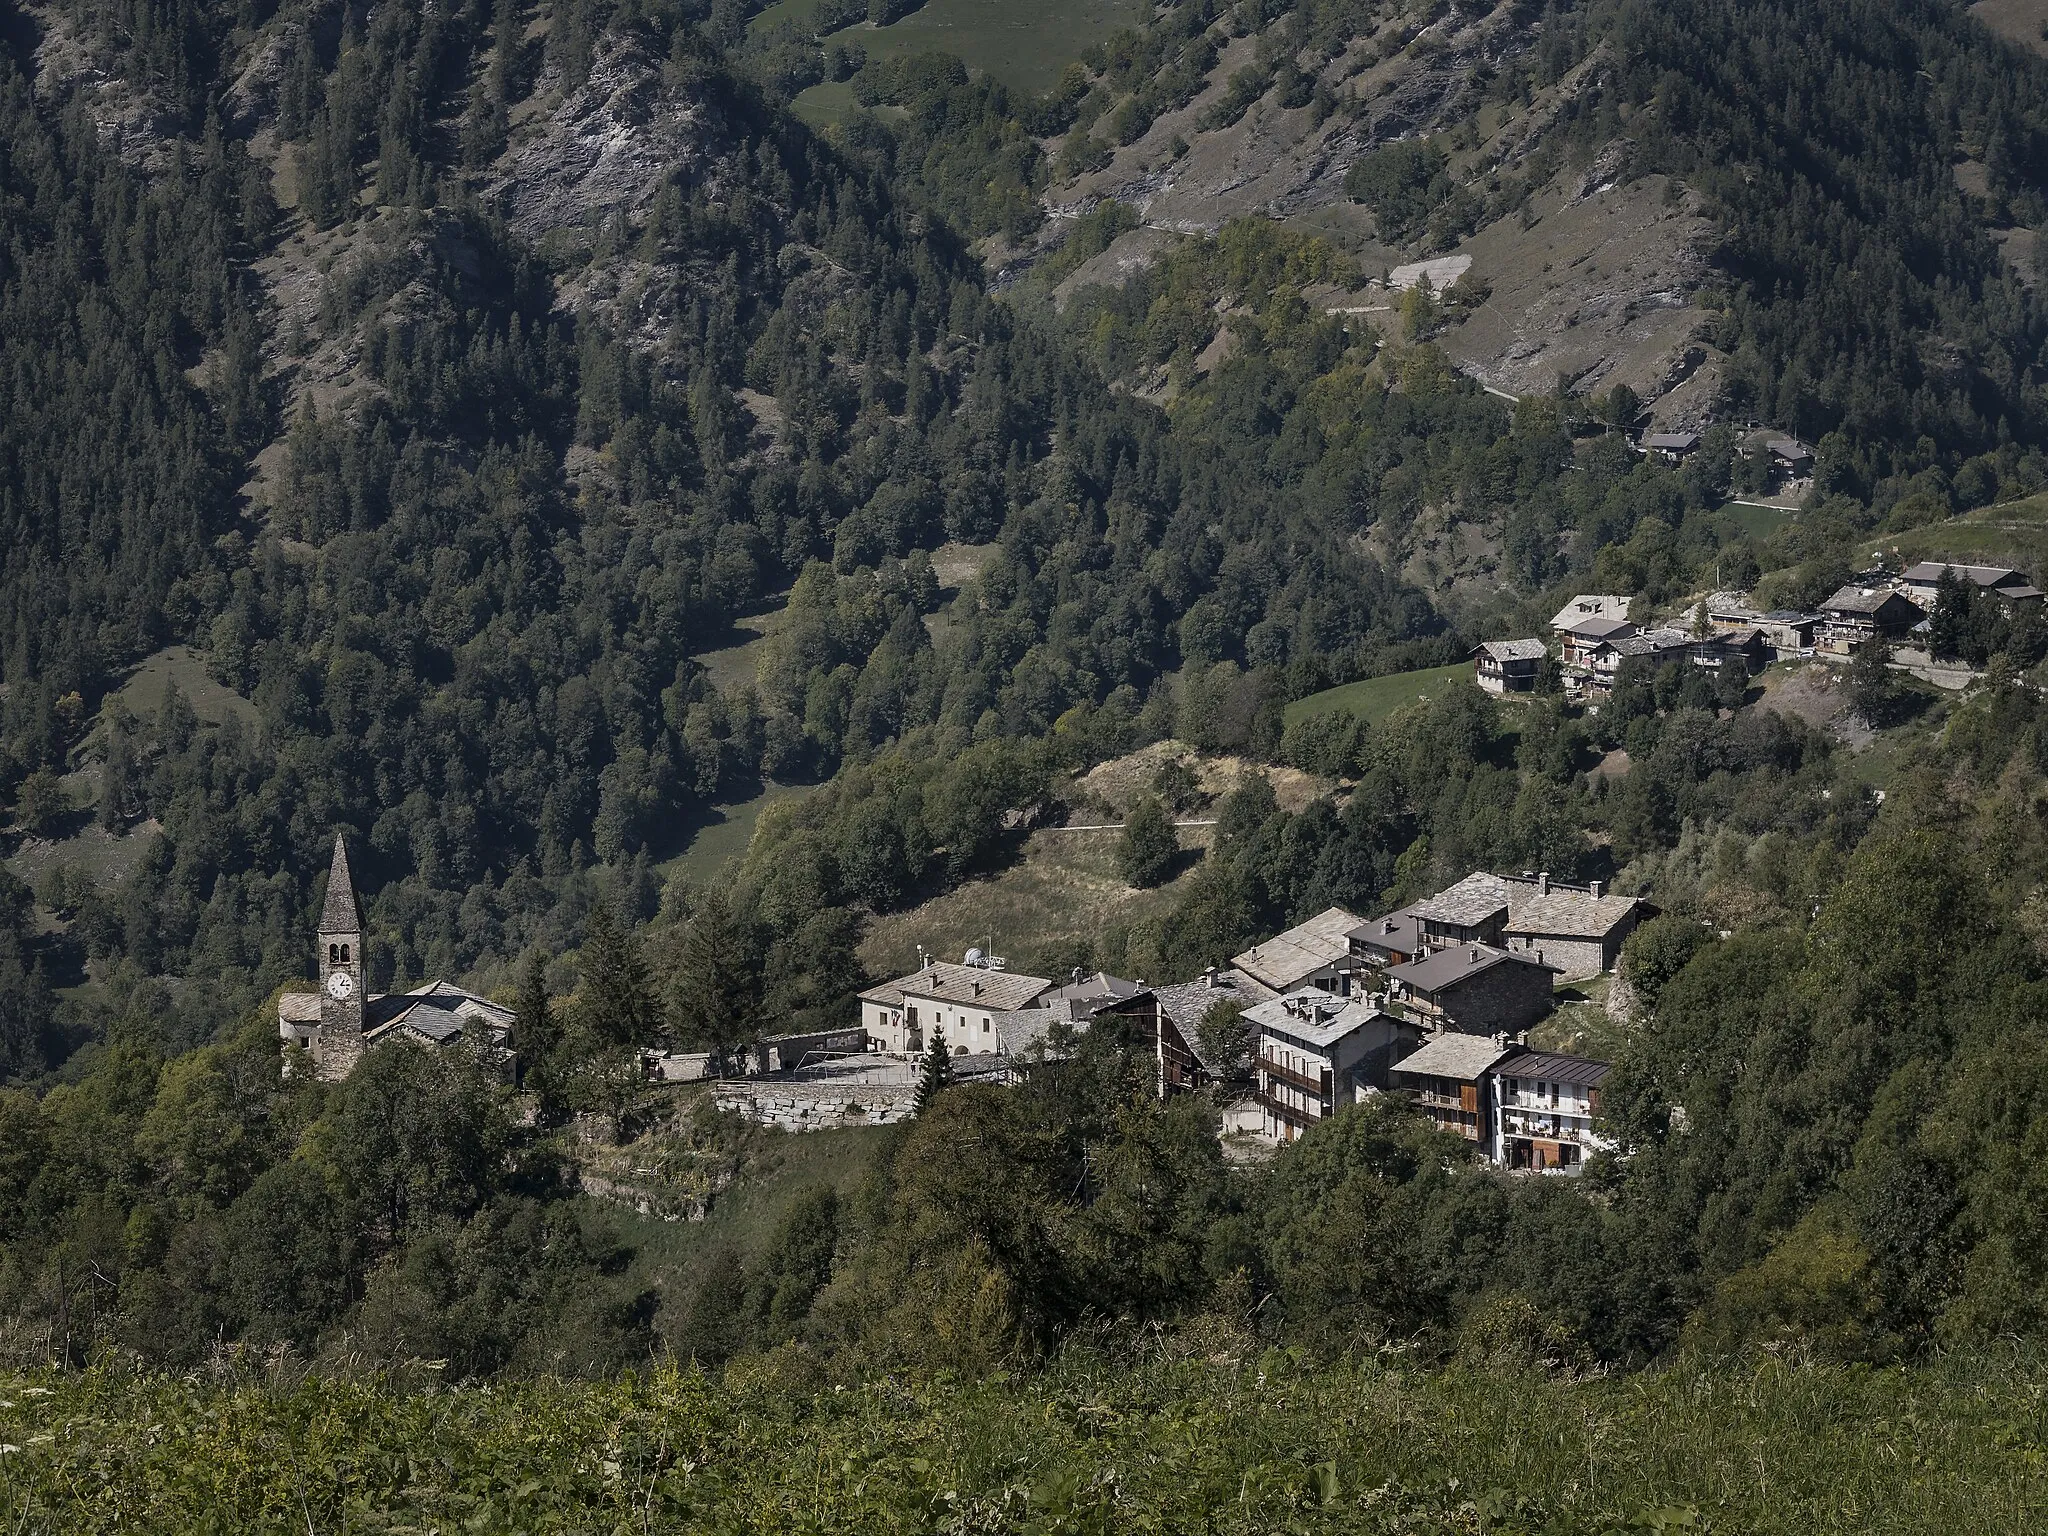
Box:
[714,1081,917,1131]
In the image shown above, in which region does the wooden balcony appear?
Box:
[1257,1090,1320,1130]
[1261,1058,1329,1099]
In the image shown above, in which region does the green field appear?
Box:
[110,644,256,728]
[1284,662,1476,728]
[659,780,819,888]
[1721,500,1796,541]
[7,1351,2046,1531]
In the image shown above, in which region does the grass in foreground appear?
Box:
[1285,663,1476,729]
[3,1351,2045,1531]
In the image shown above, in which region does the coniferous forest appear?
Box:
[5,0,2048,1523]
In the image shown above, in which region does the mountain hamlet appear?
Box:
[5,0,2048,1523]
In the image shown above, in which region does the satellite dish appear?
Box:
[964,947,985,967]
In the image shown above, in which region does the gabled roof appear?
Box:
[1549,595,1633,630]
[1508,889,1645,941]
[318,834,365,934]
[991,1009,1084,1058]
[1559,613,1636,641]
[1599,628,1698,660]
[1411,872,1511,929]
[1642,431,1699,452]
[1042,971,1146,1017]
[1245,989,1393,1050]
[1388,942,1556,994]
[1820,585,1922,618]
[1391,1032,1511,1082]
[1899,561,2028,590]
[366,981,516,1034]
[1494,1048,1612,1088]
[1350,904,1424,958]
[279,992,323,1024]
[1475,638,1548,662]
[1766,436,1813,461]
[858,961,1053,1013]
[1233,906,1363,992]
[1152,969,1275,1032]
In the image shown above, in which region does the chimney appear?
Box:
[1072,967,1084,984]
[1470,947,1480,963]
[1384,918,1396,935]
[1204,965,1218,989]
[972,980,982,997]
[1538,871,1550,895]
[1589,879,1604,899]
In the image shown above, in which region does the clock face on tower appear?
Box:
[326,970,355,1001]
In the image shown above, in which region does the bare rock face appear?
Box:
[487,34,736,244]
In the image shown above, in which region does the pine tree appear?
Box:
[516,949,567,1122]
[912,1027,951,1116]
[577,901,656,1047]
[669,885,763,1051]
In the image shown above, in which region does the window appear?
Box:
[328,944,338,963]
[340,943,350,963]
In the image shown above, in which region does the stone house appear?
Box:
[1385,943,1557,1035]
[1473,638,1547,694]
[1388,1032,1512,1154]
[1897,561,2044,610]
[858,959,1053,1056]
[1246,989,1420,1143]
[1498,875,1650,979]
[1232,906,1364,996]
[1816,586,1925,654]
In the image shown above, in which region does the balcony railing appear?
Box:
[1258,1090,1320,1129]
[1260,1059,1329,1099]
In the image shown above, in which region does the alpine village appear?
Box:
[4,0,2048,1526]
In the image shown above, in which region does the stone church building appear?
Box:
[277,835,516,1080]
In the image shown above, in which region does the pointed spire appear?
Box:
[318,833,364,934]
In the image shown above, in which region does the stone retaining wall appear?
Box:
[714,1081,917,1130]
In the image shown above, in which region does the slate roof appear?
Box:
[992,1009,1083,1058]
[1642,431,1699,452]
[278,992,322,1024]
[1494,1048,1613,1089]
[1766,436,1814,461]
[1899,561,2027,590]
[1041,971,1146,1017]
[1560,614,1635,642]
[1390,1032,1512,1082]
[1153,969,1275,1034]
[1387,943,1555,994]
[1549,595,1633,629]
[318,834,364,934]
[1605,628,1697,658]
[1476,638,1548,662]
[1508,889,1644,941]
[1350,904,1424,958]
[1410,872,1511,929]
[1245,990,1392,1050]
[1233,906,1364,992]
[1820,585,1922,618]
[858,961,1053,1013]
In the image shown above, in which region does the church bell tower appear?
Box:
[313,833,368,1081]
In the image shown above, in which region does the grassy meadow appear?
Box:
[1284,662,1477,729]
[4,1350,2045,1532]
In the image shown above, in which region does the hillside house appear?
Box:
[1385,943,1557,1035]
[1491,1048,1614,1172]
[1552,595,1637,669]
[1817,586,1925,654]
[1497,873,1650,978]
[1473,638,1548,695]
[1247,990,1419,1142]
[1584,628,1699,691]
[1388,1032,1512,1153]
[859,959,1052,1056]
[1409,872,1511,951]
[1348,904,1424,980]
[1151,967,1276,1092]
[1232,906,1364,995]
[1898,562,2044,610]
[1766,436,1814,476]
[1640,431,1700,463]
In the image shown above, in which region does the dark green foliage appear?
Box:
[1343,139,1448,244]
[667,885,764,1051]
[912,1026,951,1114]
[1118,794,1179,887]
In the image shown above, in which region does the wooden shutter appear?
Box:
[1459,1083,1478,1113]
